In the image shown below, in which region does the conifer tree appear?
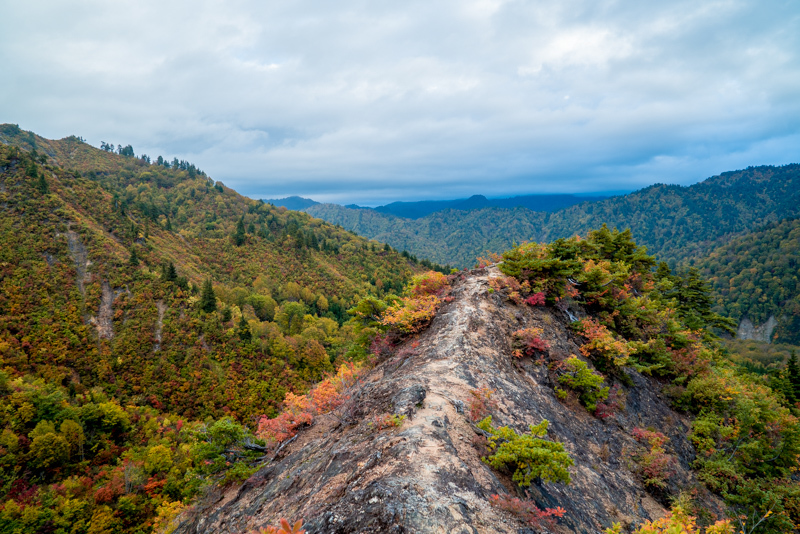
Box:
[165,262,178,282]
[237,316,252,342]
[37,173,48,194]
[200,279,217,313]
[788,350,800,401]
[128,248,139,266]
[233,216,246,246]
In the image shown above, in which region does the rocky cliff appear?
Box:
[174,267,723,534]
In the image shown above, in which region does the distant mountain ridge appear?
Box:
[305,165,800,269]
[265,192,610,220]
[263,195,320,211]
[305,164,800,344]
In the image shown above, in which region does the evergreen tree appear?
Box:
[668,268,737,334]
[165,217,172,231]
[200,279,217,313]
[237,316,252,342]
[164,262,178,282]
[233,216,246,246]
[788,350,800,401]
[128,248,139,266]
[37,173,48,194]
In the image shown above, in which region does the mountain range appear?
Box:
[265,192,611,219]
[2,124,799,533]
[301,165,800,343]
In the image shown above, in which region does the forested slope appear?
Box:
[688,217,800,344]
[0,124,432,533]
[306,165,800,271]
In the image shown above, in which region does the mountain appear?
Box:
[688,217,800,344]
[174,231,800,533]
[305,165,800,343]
[0,124,437,533]
[368,193,610,219]
[306,165,800,271]
[263,195,320,211]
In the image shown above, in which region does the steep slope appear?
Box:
[305,165,800,269]
[173,266,723,534]
[687,217,800,345]
[0,126,440,533]
[0,127,425,420]
[305,204,548,268]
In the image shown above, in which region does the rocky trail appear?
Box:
[175,267,721,534]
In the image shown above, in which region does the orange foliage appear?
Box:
[576,318,631,367]
[256,363,364,444]
[476,252,503,268]
[409,271,449,298]
[381,294,440,333]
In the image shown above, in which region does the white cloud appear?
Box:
[0,0,798,204]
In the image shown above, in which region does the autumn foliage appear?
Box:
[257,362,363,445]
[489,493,566,528]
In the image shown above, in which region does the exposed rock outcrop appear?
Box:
[64,229,91,294]
[175,267,722,534]
[736,315,778,343]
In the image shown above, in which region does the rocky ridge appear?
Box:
[175,267,722,534]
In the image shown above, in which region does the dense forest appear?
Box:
[306,165,800,346]
[306,165,800,270]
[0,124,445,533]
[1,123,798,533]
[688,217,800,344]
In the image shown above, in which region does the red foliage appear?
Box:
[594,384,624,419]
[257,363,363,444]
[142,477,167,498]
[410,271,449,298]
[512,328,550,358]
[94,475,125,503]
[6,479,38,506]
[489,494,566,527]
[632,427,677,488]
[468,387,498,422]
[369,334,394,359]
[524,292,545,306]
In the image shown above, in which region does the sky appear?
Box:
[1,1,799,205]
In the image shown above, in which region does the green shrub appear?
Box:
[558,356,609,412]
[477,416,573,487]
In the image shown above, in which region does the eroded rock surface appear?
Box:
[736,315,778,343]
[175,267,722,534]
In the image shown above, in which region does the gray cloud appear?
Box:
[1,0,798,204]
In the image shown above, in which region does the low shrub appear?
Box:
[477,416,573,487]
[557,356,609,413]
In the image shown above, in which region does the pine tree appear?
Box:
[128,248,139,266]
[165,217,172,231]
[788,350,800,401]
[233,216,246,246]
[200,279,217,313]
[237,316,252,342]
[164,262,178,282]
[37,173,48,194]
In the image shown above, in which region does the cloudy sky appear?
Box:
[2,1,799,205]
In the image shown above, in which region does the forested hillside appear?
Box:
[304,203,548,268]
[688,217,800,344]
[306,165,800,345]
[306,165,800,270]
[0,124,435,533]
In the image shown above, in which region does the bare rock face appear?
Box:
[174,268,722,534]
[736,315,778,343]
